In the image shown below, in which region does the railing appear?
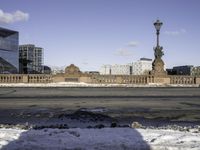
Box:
[0,74,199,85]
[91,75,149,84]
[0,74,52,83]
[28,74,52,83]
[91,75,117,84]
[121,75,148,84]
[169,76,196,84]
[0,74,23,83]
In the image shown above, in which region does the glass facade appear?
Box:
[19,44,43,74]
[0,27,19,73]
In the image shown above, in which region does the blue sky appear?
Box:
[1,0,200,71]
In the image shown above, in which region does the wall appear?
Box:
[90,75,149,84]
[170,76,196,84]
[195,77,200,84]
[153,77,171,84]
[0,74,23,83]
[0,74,52,83]
[0,74,199,85]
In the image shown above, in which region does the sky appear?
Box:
[0,0,200,71]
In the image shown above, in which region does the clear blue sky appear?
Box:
[1,0,200,71]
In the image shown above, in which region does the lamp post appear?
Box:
[150,19,166,76]
[154,20,163,47]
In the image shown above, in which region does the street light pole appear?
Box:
[154,20,163,47]
[150,19,166,77]
[156,29,159,47]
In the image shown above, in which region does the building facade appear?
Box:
[19,44,43,74]
[42,65,51,74]
[0,27,19,73]
[172,65,193,75]
[111,64,131,75]
[99,58,152,75]
[131,58,152,75]
[99,65,112,75]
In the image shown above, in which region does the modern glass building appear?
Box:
[0,27,19,73]
[19,44,43,74]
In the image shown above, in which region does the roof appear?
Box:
[140,58,152,61]
[0,27,18,38]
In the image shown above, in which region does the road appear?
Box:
[0,87,200,125]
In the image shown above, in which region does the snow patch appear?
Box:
[0,128,200,150]
[0,82,199,87]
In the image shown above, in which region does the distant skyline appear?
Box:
[1,0,200,71]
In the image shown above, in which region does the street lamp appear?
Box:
[150,19,167,77]
[154,20,163,47]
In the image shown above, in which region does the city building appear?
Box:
[172,65,193,75]
[0,27,19,73]
[111,64,131,75]
[51,66,65,75]
[166,68,177,75]
[167,66,200,76]
[84,71,100,75]
[19,44,43,74]
[99,65,112,75]
[131,58,152,75]
[42,65,51,74]
[99,58,152,75]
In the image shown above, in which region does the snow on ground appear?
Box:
[0,128,200,150]
[0,82,199,87]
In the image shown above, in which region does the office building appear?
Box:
[100,64,130,75]
[0,27,19,73]
[99,58,152,75]
[111,64,131,75]
[99,65,112,75]
[42,65,51,74]
[172,65,193,75]
[131,58,152,75]
[19,44,43,74]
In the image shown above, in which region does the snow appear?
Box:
[0,128,200,150]
[0,82,199,87]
